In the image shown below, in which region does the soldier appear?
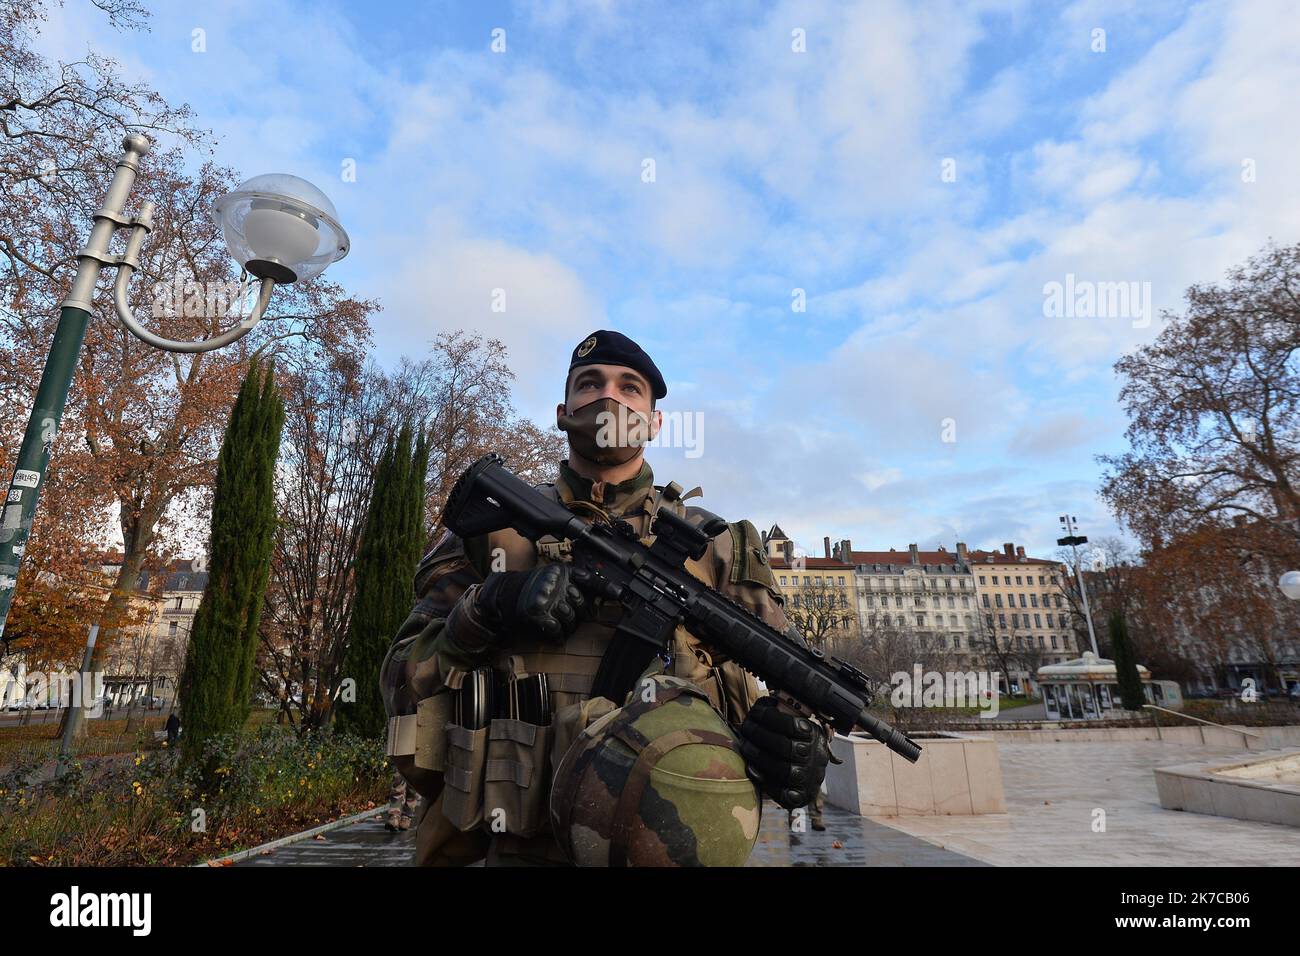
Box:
[380,330,830,866]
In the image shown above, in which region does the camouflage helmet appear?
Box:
[549,674,761,866]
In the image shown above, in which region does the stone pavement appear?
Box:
[871,740,1300,866]
[234,739,1300,867]
[234,801,986,867]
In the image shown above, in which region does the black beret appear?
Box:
[567,329,667,399]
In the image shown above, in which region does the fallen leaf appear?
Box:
[831,840,843,849]
[314,834,327,841]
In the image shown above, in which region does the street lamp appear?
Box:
[0,133,350,642]
[1057,513,1100,656]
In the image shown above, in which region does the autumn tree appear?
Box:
[1099,241,1300,567]
[0,1,375,730]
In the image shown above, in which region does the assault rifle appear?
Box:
[443,454,922,763]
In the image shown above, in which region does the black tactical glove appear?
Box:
[736,696,831,811]
[476,564,587,644]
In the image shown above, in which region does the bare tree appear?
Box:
[785,576,854,653]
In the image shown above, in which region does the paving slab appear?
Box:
[870,741,1300,866]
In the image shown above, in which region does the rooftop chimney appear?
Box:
[1003,542,1014,558]
[1016,545,1025,559]
[956,541,968,559]
[824,536,831,559]
[909,544,919,565]
[841,539,852,562]
[783,540,793,563]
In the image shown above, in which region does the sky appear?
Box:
[32,0,1300,561]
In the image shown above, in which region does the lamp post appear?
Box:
[0,134,349,643]
[1057,514,1099,656]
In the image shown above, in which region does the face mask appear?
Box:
[558,397,653,465]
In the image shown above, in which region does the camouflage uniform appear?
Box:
[381,458,796,866]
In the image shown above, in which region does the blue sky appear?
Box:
[37,0,1300,560]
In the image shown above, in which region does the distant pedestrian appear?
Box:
[165,712,180,748]
[385,772,420,831]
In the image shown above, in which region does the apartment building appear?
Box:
[829,539,980,668]
[967,543,1077,691]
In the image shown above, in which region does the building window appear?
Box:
[174,597,183,610]
[895,596,903,607]
[916,614,925,627]
[792,595,800,607]
[985,614,994,628]
[994,594,1003,608]
[979,575,986,585]
[963,596,970,608]
[998,614,1007,628]
[1034,613,1042,627]
[1038,576,1045,585]
[953,636,961,649]
[1051,635,1058,649]
[982,594,990,608]
[947,596,955,608]
[1019,594,1027,607]
[1058,613,1068,628]
[780,576,787,586]
[1030,594,1038,607]
[168,621,178,637]
[838,576,845,585]
[1015,576,1022,585]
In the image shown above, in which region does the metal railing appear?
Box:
[1144,704,1262,745]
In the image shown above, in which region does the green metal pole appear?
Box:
[0,305,92,638]
[0,133,152,645]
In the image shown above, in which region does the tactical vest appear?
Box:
[396,477,754,851]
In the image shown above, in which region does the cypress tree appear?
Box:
[1109,610,1146,712]
[179,359,285,763]
[336,424,428,738]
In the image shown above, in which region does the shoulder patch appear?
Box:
[727,519,778,593]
